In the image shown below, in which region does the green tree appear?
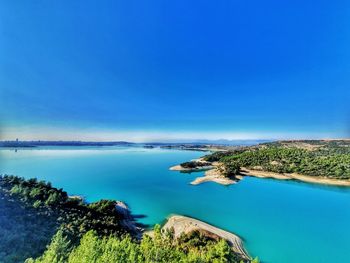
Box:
[26,230,71,263]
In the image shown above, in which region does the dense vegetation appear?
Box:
[26,227,256,263]
[180,161,212,169]
[1,175,256,263]
[0,188,59,262]
[204,140,350,179]
[0,175,135,263]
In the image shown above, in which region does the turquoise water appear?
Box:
[1,147,350,263]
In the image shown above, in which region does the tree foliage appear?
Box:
[0,188,59,262]
[29,227,253,263]
[180,161,211,169]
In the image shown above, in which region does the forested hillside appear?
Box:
[0,175,136,263]
[204,140,350,179]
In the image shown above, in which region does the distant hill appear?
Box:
[146,139,271,146]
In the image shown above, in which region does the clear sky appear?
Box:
[1,1,350,141]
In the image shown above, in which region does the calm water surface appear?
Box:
[1,147,350,263]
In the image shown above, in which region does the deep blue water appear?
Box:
[1,147,350,263]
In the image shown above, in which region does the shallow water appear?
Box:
[1,146,349,263]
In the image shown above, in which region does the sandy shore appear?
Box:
[162,215,250,260]
[190,168,238,185]
[172,156,350,187]
[191,166,350,187]
[241,168,350,187]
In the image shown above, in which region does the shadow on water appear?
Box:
[180,169,209,174]
[133,214,147,219]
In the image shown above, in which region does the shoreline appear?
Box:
[115,201,144,239]
[161,215,250,260]
[171,159,350,187]
[170,158,237,186]
[241,168,350,187]
[170,159,238,186]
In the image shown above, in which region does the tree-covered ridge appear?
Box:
[0,175,136,263]
[204,140,350,179]
[3,176,69,208]
[1,175,133,237]
[261,140,350,152]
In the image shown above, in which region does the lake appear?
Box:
[1,146,349,263]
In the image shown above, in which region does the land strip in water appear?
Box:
[171,140,350,186]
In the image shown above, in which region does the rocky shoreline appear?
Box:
[240,168,350,186]
[115,201,144,239]
[190,167,238,185]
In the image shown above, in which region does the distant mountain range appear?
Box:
[0,139,272,148]
[146,139,272,146]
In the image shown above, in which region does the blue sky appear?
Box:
[1,1,350,141]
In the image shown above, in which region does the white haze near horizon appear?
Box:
[0,126,342,143]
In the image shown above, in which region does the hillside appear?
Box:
[203,140,350,180]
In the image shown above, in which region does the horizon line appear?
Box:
[1,138,350,144]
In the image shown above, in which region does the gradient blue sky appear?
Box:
[1,1,350,141]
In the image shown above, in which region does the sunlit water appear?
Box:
[1,146,350,263]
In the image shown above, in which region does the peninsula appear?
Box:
[170,140,350,187]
